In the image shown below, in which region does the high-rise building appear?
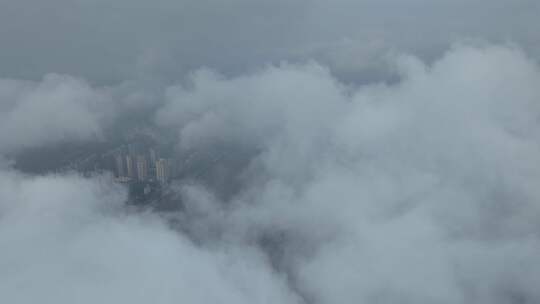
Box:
[137,155,148,181]
[115,154,125,177]
[126,155,136,179]
[156,158,170,184]
[149,148,157,167]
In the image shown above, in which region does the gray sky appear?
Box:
[0,0,538,83]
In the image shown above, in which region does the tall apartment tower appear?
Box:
[149,148,157,166]
[136,155,148,181]
[126,155,136,179]
[115,154,125,177]
[156,158,169,184]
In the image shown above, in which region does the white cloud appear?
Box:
[160,44,540,303]
[0,74,112,153]
[0,170,299,304]
[2,41,540,303]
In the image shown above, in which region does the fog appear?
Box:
[1,1,540,304]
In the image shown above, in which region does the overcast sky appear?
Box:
[1,1,540,304]
[1,0,539,83]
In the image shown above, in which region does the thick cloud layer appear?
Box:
[1,3,540,300]
[0,171,299,304]
[156,45,540,303]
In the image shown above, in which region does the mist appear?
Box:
[1,1,540,304]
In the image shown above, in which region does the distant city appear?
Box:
[115,145,176,184]
[11,132,185,207]
[12,129,253,209]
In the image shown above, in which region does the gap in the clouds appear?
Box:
[12,141,116,175]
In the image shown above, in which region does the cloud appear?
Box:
[0,74,112,154]
[157,44,540,303]
[0,170,300,304]
[1,11,540,299]
[0,74,166,156]
[0,0,539,302]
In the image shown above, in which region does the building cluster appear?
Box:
[114,146,175,184]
